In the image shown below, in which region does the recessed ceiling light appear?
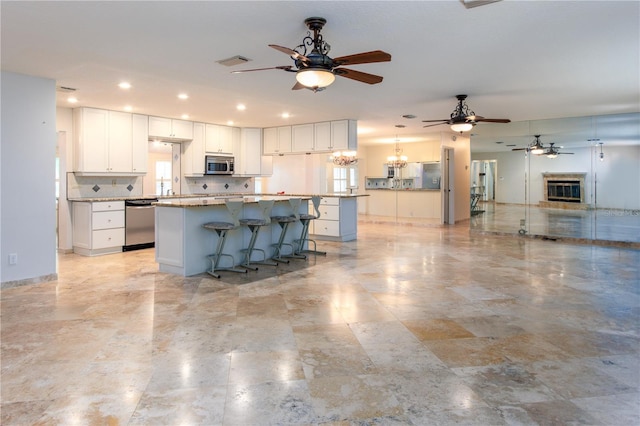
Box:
[236,104,246,111]
[181,114,189,119]
[67,97,78,103]
[124,105,133,112]
[495,141,503,144]
[402,114,416,119]
[118,82,131,89]
[506,144,516,147]
[395,124,406,128]
[281,112,290,119]
[178,93,189,100]
[227,120,234,126]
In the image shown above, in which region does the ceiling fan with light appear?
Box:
[232,17,391,92]
[512,136,574,158]
[422,94,511,133]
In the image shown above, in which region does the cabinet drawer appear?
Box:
[92,228,124,249]
[312,219,340,237]
[318,205,339,221]
[320,197,339,206]
[93,201,124,212]
[93,211,124,230]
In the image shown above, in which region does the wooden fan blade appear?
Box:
[558,152,575,155]
[269,44,309,62]
[231,65,293,74]
[422,119,450,123]
[512,148,529,151]
[423,122,446,128]
[474,117,511,123]
[332,50,392,66]
[334,68,383,84]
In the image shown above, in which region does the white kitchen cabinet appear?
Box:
[263,126,292,155]
[310,196,358,242]
[330,119,357,151]
[72,201,125,256]
[314,121,332,151]
[132,114,148,173]
[73,107,139,175]
[236,128,273,176]
[291,123,315,153]
[205,124,235,154]
[148,116,193,140]
[182,122,205,176]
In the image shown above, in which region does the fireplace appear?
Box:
[541,173,587,208]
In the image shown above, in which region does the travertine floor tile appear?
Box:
[1,220,638,425]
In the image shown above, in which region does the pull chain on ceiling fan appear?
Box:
[232,17,392,92]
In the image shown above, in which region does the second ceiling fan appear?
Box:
[422,94,511,133]
[232,17,392,92]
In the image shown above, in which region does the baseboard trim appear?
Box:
[1,273,58,290]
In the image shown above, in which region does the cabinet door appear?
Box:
[107,111,133,173]
[263,127,279,155]
[148,116,172,139]
[314,121,332,152]
[239,128,262,175]
[219,125,234,154]
[171,119,193,140]
[277,126,292,153]
[330,120,356,151]
[132,114,148,174]
[183,122,205,176]
[291,124,315,153]
[205,124,221,153]
[75,108,109,172]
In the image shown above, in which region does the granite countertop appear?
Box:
[364,188,440,192]
[154,195,315,208]
[68,192,368,203]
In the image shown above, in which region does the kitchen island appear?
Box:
[153,194,365,276]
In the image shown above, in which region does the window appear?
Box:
[156,161,172,195]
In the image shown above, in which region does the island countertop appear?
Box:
[68,193,368,203]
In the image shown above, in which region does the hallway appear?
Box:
[1,221,639,425]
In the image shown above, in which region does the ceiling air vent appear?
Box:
[217,55,251,67]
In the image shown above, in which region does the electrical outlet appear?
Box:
[112,179,116,187]
[9,253,17,265]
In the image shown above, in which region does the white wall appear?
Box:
[1,72,57,285]
[472,145,640,209]
[263,154,328,194]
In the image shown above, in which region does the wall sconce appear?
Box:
[598,142,604,162]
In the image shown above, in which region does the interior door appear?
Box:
[442,147,455,224]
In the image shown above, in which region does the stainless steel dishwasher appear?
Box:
[123,199,157,251]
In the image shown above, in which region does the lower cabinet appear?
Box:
[310,197,357,242]
[72,201,125,256]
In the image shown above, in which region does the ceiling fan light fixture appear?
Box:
[546,152,558,159]
[296,68,335,88]
[450,122,474,133]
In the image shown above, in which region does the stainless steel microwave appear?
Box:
[205,155,234,175]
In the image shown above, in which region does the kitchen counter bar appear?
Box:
[155,196,312,276]
[68,193,366,203]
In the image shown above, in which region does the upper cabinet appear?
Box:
[182,122,206,177]
[236,128,273,176]
[291,123,315,153]
[73,107,145,175]
[330,119,357,151]
[148,116,193,141]
[205,124,236,154]
[132,114,148,174]
[263,126,292,155]
[270,120,356,155]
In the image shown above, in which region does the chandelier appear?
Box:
[332,150,358,166]
[387,138,408,169]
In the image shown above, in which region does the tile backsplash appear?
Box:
[67,173,143,199]
[181,175,255,196]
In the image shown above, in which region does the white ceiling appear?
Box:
[1,1,639,152]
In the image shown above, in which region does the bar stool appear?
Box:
[271,198,306,263]
[202,200,247,278]
[239,199,278,269]
[294,196,327,256]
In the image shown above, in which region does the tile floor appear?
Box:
[1,220,639,425]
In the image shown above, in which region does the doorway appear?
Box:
[442,147,455,224]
